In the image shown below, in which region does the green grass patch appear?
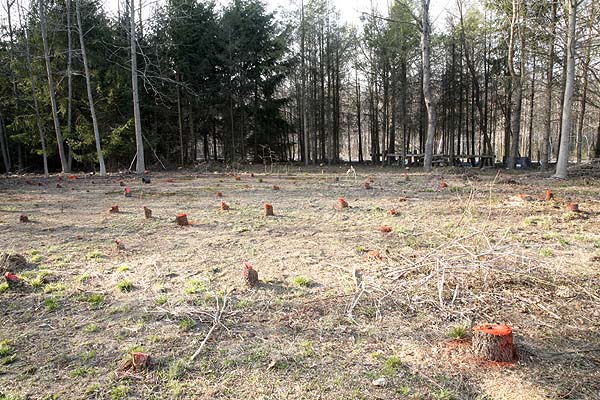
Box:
[155,295,168,306]
[85,250,103,260]
[446,324,468,339]
[116,280,134,292]
[87,294,105,308]
[116,264,130,273]
[291,276,312,288]
[382,355,402,375]
[44,297,59,312]
[178,318,196,332]
[184,278,206,295]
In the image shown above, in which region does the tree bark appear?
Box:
[576,0,595,164]
[422,0,436,171]
[540,0,556,170]
[76,0,106,176]
[130,0,145,173]
[67,0,74,171]
[507,0,523,170]
[39,0,70,173]
[554,0,577,179]
[17,0,48,176]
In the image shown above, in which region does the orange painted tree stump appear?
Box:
[566,203,580,212]
[264,203,274,216]
[220,201,230,211]
[19,214,29,223]
[337,197,348,209]
[175,213,189,226]
[472,324,518,362]
[143,206,152,219]
[109,205,120,213]
[124,187,132,197]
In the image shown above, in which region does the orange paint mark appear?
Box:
[379,226,393,233]
[337,197,348,209]
[472,324,512,336]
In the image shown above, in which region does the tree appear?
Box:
[130,0,145,173]
[38,0,70,173]
[421,0,436,171]
[75,0,106,175]
[554,0,577,179]
[540,0,557,170]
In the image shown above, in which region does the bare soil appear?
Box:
[0,165,599,400]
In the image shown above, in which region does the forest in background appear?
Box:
[0,0,598,176]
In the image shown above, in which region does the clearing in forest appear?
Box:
[0,166,599,399]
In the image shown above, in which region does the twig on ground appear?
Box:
[190,289,232,361]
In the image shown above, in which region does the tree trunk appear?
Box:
[422,0,436,171]
[507,0,523,170]
[39,0,70,173]
[540,0,556,170]
[301,0,309,166]
[76,0,106,176]
[576,0,595,164]
[130,0,145,173]
[0,114,9,173]
[528,56,536,160]
[18,0,48,176]
[176,80,184,165]
[554,0,577,179]
[356,70,363,163]
[67,0,74,172]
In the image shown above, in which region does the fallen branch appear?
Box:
[190,289,232,361]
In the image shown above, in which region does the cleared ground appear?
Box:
[0,165,599,399]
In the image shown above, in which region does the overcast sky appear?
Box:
[106,0,450,27]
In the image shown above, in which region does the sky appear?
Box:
[105,0,450,27]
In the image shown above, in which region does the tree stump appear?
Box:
[109,205,120,214]
[216,192,223,198]
[143,206,152,219]
[4,272,22,290]
[566,203,580,212]
[472,324,518,362]
[19,214,29,223]
[242,262,258,287]
[219,201,230,211]
[337,197,348,209]
[264,203,274,216]
[363,182,372,190]
[272,185,280,190]
[124,187,132,197]
[119,181,126,187]
[543,189,553,201]
[175,213,189,226]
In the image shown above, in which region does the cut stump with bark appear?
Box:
[264,203,274,216]
[19,214,30,223]
[566,203,580,212]
[109,205,120,214]
[337,197,349,209]
[143,206,152,219]
[472,324,518,363]
[175,213,189,226]
[124,187,132,197]
[219,201,230,211]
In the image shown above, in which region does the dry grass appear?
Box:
[0,165,599,399]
